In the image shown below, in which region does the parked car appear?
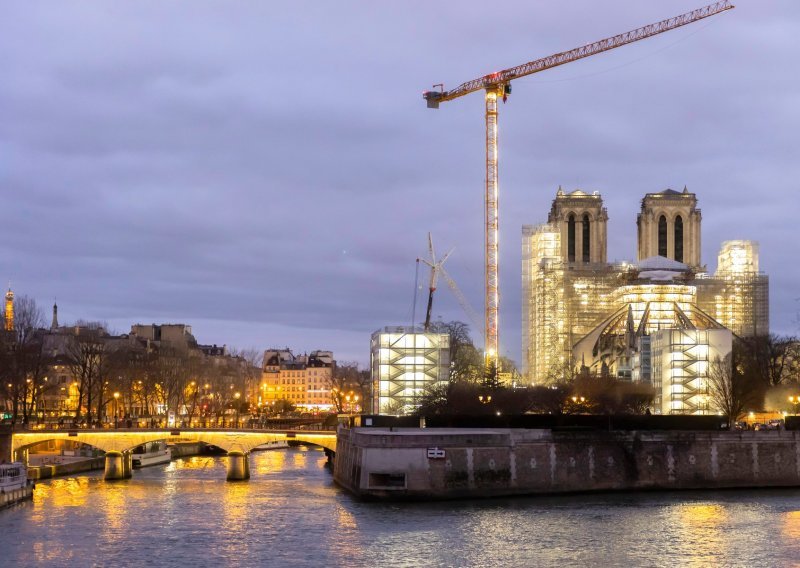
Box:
[767,419,784,430]
[753,423,767,431]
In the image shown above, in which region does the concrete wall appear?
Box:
[27,457,105,480]
[335,427,800,500]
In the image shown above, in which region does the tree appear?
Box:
[328,360,369,413]
[65,325,109,425]
[708,354,760,424]
[0,295,47,424]
[739,334,800,387]
[430,320,483,383]
[481,361,501,391]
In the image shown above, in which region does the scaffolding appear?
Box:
[370,327,450,415]
[650,328,731,415]
[695,240,769,337]
[522,224,563,383]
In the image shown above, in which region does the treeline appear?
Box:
[0,296,260,425]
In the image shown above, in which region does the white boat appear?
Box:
[131,441,172,468]
[252,440,289,451]
[0,462,28,492]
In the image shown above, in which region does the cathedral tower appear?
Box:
[637,187,702,267]
[547,188,608,264]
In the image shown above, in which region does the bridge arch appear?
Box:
[11,429,337,482]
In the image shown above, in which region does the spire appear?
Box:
[683,185,688,194]
[51,299,59,331]
[4,286,13,332]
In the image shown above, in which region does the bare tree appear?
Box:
[0,296,47,424]
[65,326,109,426]
[708,354,760,425]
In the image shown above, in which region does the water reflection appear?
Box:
[782,510,800,539]
[5,454,800,567]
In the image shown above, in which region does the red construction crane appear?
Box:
[423,1,733,373]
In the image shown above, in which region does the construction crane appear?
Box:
[420,232,452,331]
[419,233,484,336]
[423,1,734,373]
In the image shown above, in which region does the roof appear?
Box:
[637,256,689,271]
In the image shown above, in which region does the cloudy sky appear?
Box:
[2,1,798,365]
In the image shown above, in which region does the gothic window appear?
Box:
[674,215,684,263]
[567,214,576,262]
[658,215,667,257]
[582,214,591,263]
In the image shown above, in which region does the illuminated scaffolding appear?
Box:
[651,328,731,415]
[523,224,564,382]
[523,224,617,383]
[696,241,769,337]
[370,327,450,415]
[522,191,769,391]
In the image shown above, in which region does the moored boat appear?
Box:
[1,462,33,508]
[131,441,172,468]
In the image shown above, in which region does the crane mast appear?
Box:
[423,1,733,374]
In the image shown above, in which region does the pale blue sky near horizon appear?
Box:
[2,1,798,366]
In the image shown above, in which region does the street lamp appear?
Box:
[113,392,120,429]
[478,395,492,404]
[234,392,241,428]
[789,395,800,416]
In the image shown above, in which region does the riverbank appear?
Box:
[335,427,800,500]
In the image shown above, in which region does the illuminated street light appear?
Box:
[789,395,800,416]
[113,392,120,429]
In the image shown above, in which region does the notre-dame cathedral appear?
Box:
[522,187,768,414]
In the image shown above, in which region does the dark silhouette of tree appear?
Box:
[708,353,760,424]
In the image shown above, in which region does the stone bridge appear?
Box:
[10,428,337,481]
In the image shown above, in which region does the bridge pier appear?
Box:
[226,450,250,481]
[104,451,128,480]
[122,451,133,479]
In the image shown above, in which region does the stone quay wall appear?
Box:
[27,457,105,480]
[334,427,800,500]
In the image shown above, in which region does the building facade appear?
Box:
[260,349,335,411]
[523,188,768,415]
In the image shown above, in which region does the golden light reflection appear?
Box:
[335,503,358,530]
[665,502,728,566]
[781,510,800,539]
[100,481,127,537]
[35,477,92,510]
[253,448,287,476]
[675,503,728,528]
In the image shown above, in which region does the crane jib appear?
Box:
[423,1,733,107]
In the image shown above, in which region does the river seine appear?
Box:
[2,446,800,567]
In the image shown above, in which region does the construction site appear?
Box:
[522,188,769,414]
[372,2,746,415]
